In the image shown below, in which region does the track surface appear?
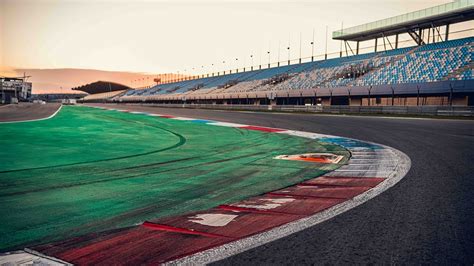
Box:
[90,104,474,264]
[0,103,61,122]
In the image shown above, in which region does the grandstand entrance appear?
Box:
[331,96,350,106]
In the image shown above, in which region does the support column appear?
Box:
[432,27,436,43]
[356,41,360,55]
[395,34,399,49]
[418,28,423,45]
[374,38,378,52]
[445,24,450,41]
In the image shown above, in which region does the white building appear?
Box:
[0,77,32,103]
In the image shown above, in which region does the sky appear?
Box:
[1,0,471,92]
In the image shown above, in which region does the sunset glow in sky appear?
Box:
[2,0,458,73]
[2,0,473,93]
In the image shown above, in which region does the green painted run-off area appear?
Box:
[0,106,348,251]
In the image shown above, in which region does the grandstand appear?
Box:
[72,81,131,102]
[81,90,127,102]
[117,37,473,106]
[89,0,474,106]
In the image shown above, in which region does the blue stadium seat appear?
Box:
[122,36,473,98]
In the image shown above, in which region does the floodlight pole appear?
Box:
[339,22,343,58]
[277,41,281,67]
[299,32,302,64]
[325,25,328,60]
[267,51,271,68]
[311,28,315,61]
[287,47,290,65]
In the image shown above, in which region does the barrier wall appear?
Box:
[123,103,474,117]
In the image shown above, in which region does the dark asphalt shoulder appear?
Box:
[0,103,61,122]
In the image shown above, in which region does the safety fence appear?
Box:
[122,103,474,117]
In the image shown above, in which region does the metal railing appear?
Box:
[333,0,474,38]
[122,103,474,117]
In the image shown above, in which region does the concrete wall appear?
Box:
[121,103,474,117]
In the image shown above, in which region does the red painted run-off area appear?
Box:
[34,175,384,264]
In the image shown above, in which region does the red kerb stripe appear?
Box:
[218,204,294,215]
[142,221,233,239]
[240,125,285,132]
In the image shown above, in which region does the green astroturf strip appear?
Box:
[0,106,349,251]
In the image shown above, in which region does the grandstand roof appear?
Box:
[333,0,474,41]
[72,81,130,94]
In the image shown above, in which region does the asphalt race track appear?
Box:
[0,103,61,122]
[89,103,474,264]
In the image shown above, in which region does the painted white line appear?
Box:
[207,122,249,127]
[0,105,63,124]
[172,117,197,121]
[347,163,397,166]
[351,151,393,155]
[0,249,72,266]
[334,169,386,172]
[349,158,394,161]
[277,130,331,139]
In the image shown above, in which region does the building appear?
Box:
[0,77,32,103]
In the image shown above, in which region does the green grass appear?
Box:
[0,106,348,251]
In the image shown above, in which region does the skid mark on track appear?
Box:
[0,150,271,197]
[0,119,187,174]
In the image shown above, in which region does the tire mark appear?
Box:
[0,150,269,197]
[0,118,187,174]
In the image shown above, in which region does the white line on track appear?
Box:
[0,105,63,124]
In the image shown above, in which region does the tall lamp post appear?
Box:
[311,28,315,62]
[287,46,291,65]
[250,55,254,71]
[277,41,281,67]
[299,32,302,64]
[267,51,271,68]
[325,25,329,60]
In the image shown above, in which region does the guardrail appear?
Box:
[124,103,474,117]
